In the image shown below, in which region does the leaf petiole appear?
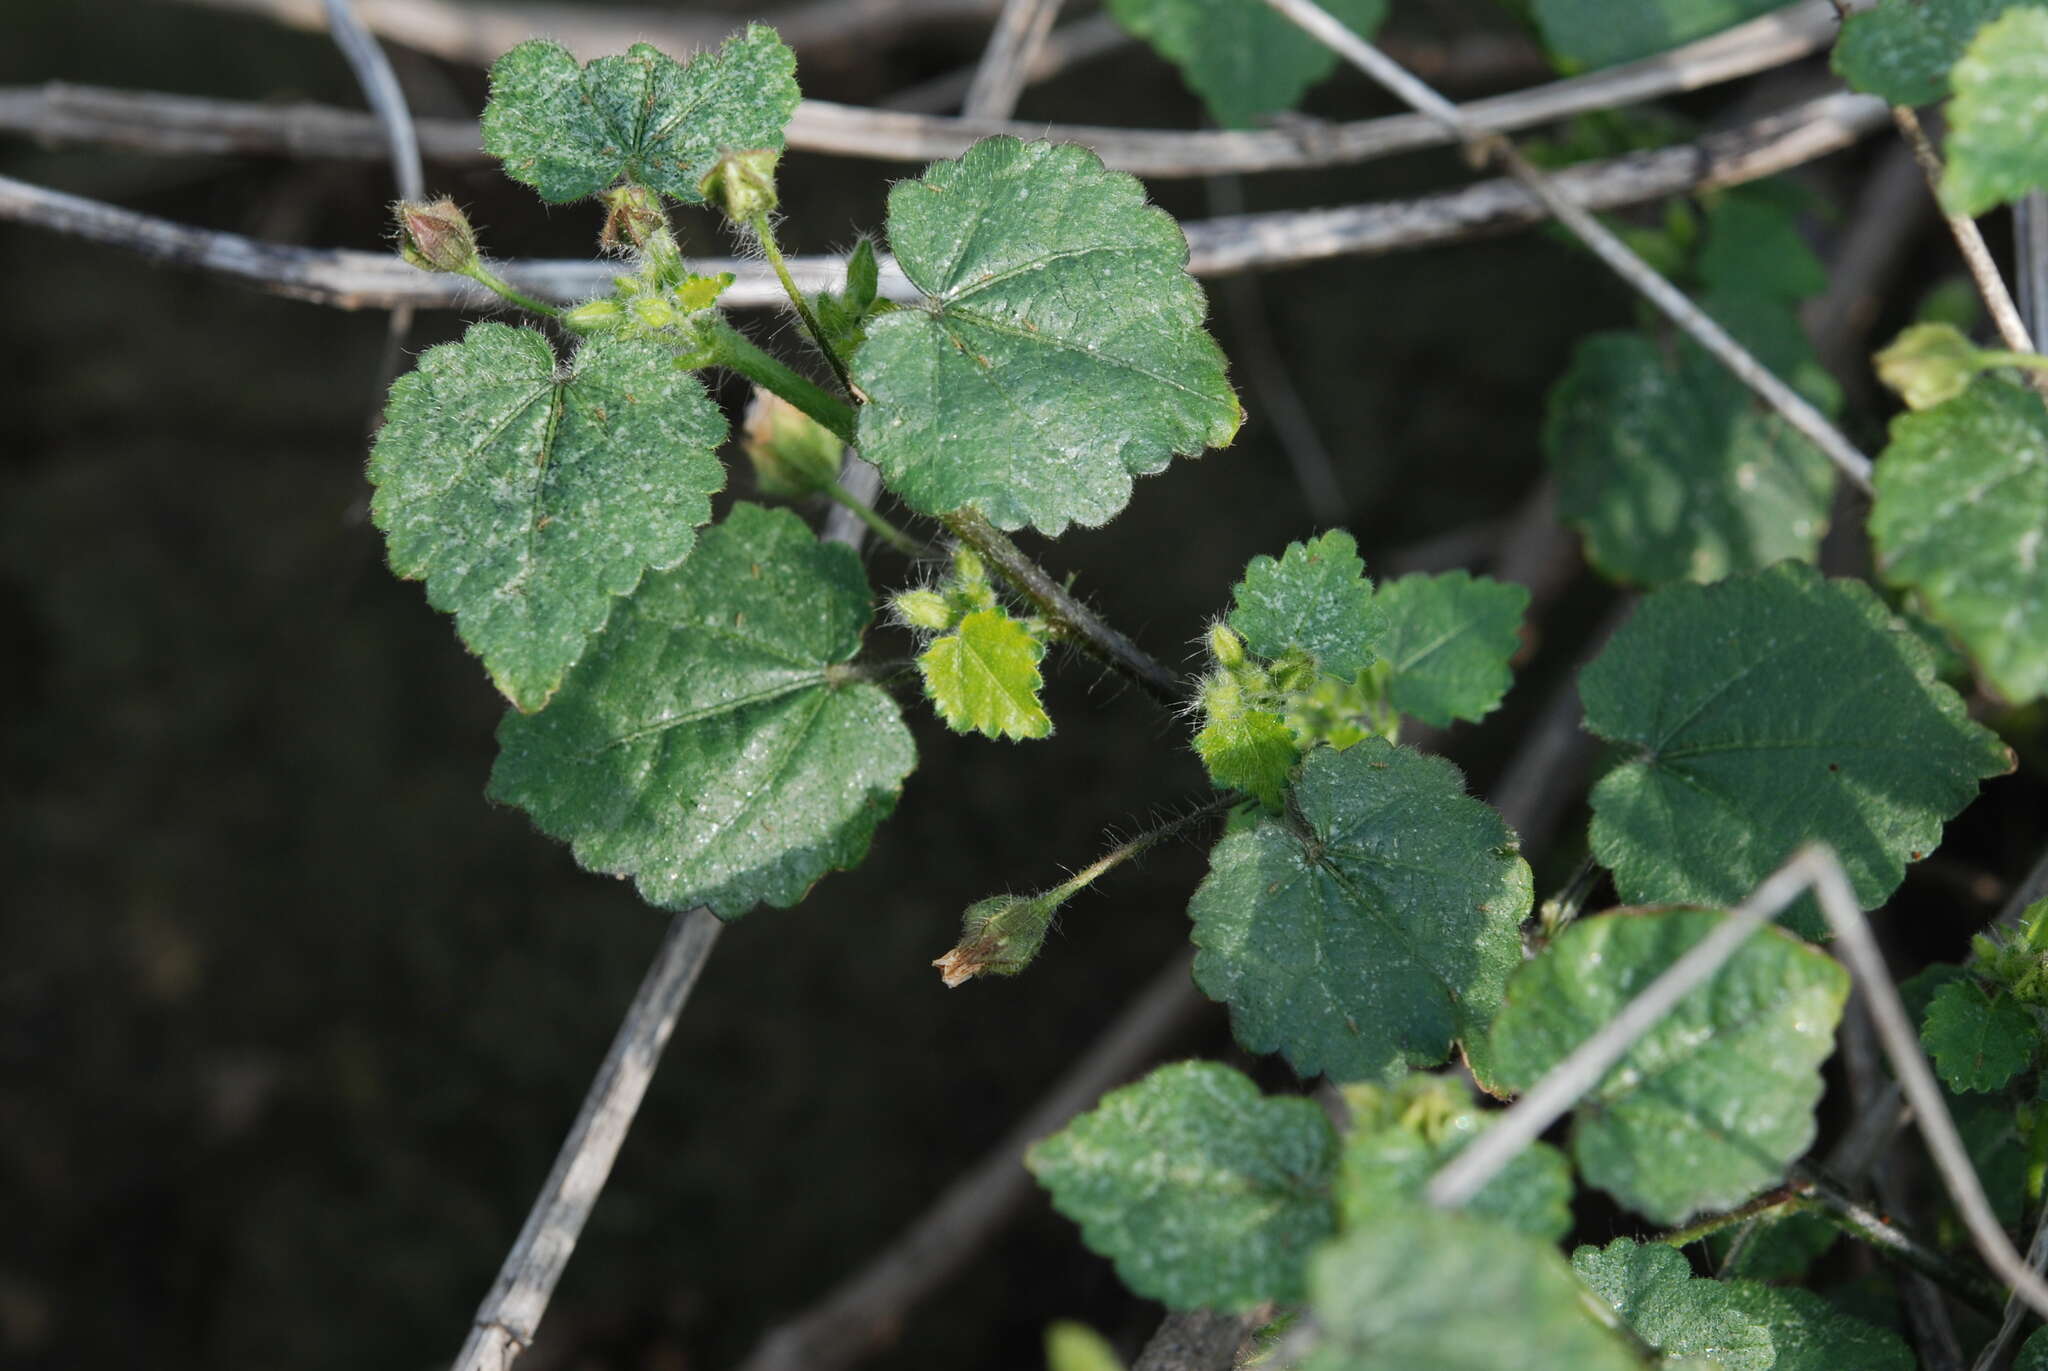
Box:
[461,262,562,319]
[701,315,857,445]
[751,210,854,395]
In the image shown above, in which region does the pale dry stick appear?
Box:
[1426,845,2048,1320]
[732,949,1213,1371]
[960,0,1063,120]
[1261,0,1876,497]
[2019,193,2048,349]
[0,92,1890,311]
[454,907,723,1371]
[64,0,1841,177]
[885,13,1127,113]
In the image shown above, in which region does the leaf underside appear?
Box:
[488,503,915,919]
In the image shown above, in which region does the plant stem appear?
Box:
[823,478,926,557]
[1655,1185,1803,1248]
[1794,1167,2007,1318]
[940,507,1183,705]
[751,210,854,394]
[1050,795,1241,903]
[463,261,562,319]
[704,315,858,445]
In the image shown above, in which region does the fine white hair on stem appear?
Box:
[1423,843,2048,1321]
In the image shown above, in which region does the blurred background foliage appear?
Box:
[5,1,2039,1368]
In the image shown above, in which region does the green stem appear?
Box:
[941,507,1183,706]
[824,479,926,557]
[1655,1186,1802,1248]
[704,316,858,446]
[1047,794,1242,904]
[751,211,854,395]
[462,263,561,319]
[1794,1167,2007,1317]
[1977,350,2048,374]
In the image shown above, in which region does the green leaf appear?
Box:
[1194,708,1298,808]
[1833,0,2041,107]
[1546,328,1836,587]
[2018,1322,2048,1371]
[1228,531,1388,679]
[1371,572,1528,727]
[1581,562,2012,933]
[1336,1090,1572,1241]
[1571,1239,1775,1371]
[1871,378,2048,703]
[1706,1209,1839,1281]
[1531,0,1784,71]
[1491,908,1850,1224]
[1922,977,2039,1091]
[1025,1061,1339,1309]
[853,137,1240,536]
[1105,0,1388,128]
[1941,8,2048,215]
[1306,1210,1640,1371]
[918,608,1051,740]
[488,503,916,918]
[368,323,725,712]
[1697,192,1828,305]
[1188,739,1532,1084]
[1712,1283,1914,1371]
[481,25,800,204]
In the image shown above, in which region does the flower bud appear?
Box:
[741,388,842,499]
[1208,622,1247,669]
[599,185,666,253]
[562,298,624,333]
[394,197,479,275]
[699,148,781,222]
[932,892,1059,987]
[892,589,955,633]
[1875,323,1983,411]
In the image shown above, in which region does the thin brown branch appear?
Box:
[1,2,1843,178]
[732,949,1213,1371]
[0,91,1890,311]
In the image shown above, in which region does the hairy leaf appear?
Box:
[1372,571,1528,727]
[1194,708,1297,808]
[488,503,915,918]
[1025,1061,1339,1309]
[1492,908,1850,1224]
[1582,562,2011,932]
[1571,1239,1775,1371]
[1228,531,1387,678]
[1188,739,1531,1084]
[1531,0,1783,71]
[1833,0,2041,107]
[1713,1284,1914,1371]
[1942,8,2048,215]
[1306,1210,1639,1371]
[1923,977,2039,1092]
[1871,378,2048,704]
[918,608,1051,740]
[1106,0,1388,128]
[1546,328,1835,587]
[369,323,725,712]
[481,25,800,203]
[854,137,1240,536]
[1337,1120,1571,1241]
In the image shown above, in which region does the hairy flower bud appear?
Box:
[699,148,781,222]
[394,197,479,275]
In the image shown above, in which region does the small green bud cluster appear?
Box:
[1971,897,2048,1009]
[699,148,781,223]
[932,891,1062,987]
[812,238,885,359]
[741,388,842,499]
[562,269,737,342]
[889,544,1004,635]
[1339,1073,1478,1144]
[1190,627,1395,808]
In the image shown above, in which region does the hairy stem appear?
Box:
[704,315,857,445]
[1051,795,1241,904]
[940,507,1182,704]
[751,210,854,394]
[463,262,562,319]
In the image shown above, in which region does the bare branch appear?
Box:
[321,0,420,202]
[886,12,1128,113]
[961,0,1064,120]
[455,908,723,1371]
[732,950,1212,1371]
[1131,1309,1259,1371]
[2,3,1844,178]
[1259,0,1874,496]
[0,92,1888,311]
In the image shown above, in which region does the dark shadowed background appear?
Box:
[7,2,2042,1368]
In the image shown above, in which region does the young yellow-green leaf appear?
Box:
[1942,9,2048,215]
[1188,739,1532,1084]
[1582,562,2012,932]
[1492,909,1850,1224]
[1531,0,1783,71]
[488,503,915,919]
[1337,1106,1572,1241]
[1105,0,1388,129]
[853,138,1240,536]
[1923,978,2039,1092]
[918,608,1051,740]
[481,26,799,204]
[1228,531,1387,678]
[1372,572,1529,727]
[1025,1061,1339,1309]
[1546,328,1835,587]
[1871,378,2048,704]
[1045,1321,1126,1371]
[1305,1210,1640,1371]
[1833,0,2042,108]
[369,323,725,712]
[1194,708,1297,808]
[1571,1239,1775,1371]
[1572,1238,1912,1371]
